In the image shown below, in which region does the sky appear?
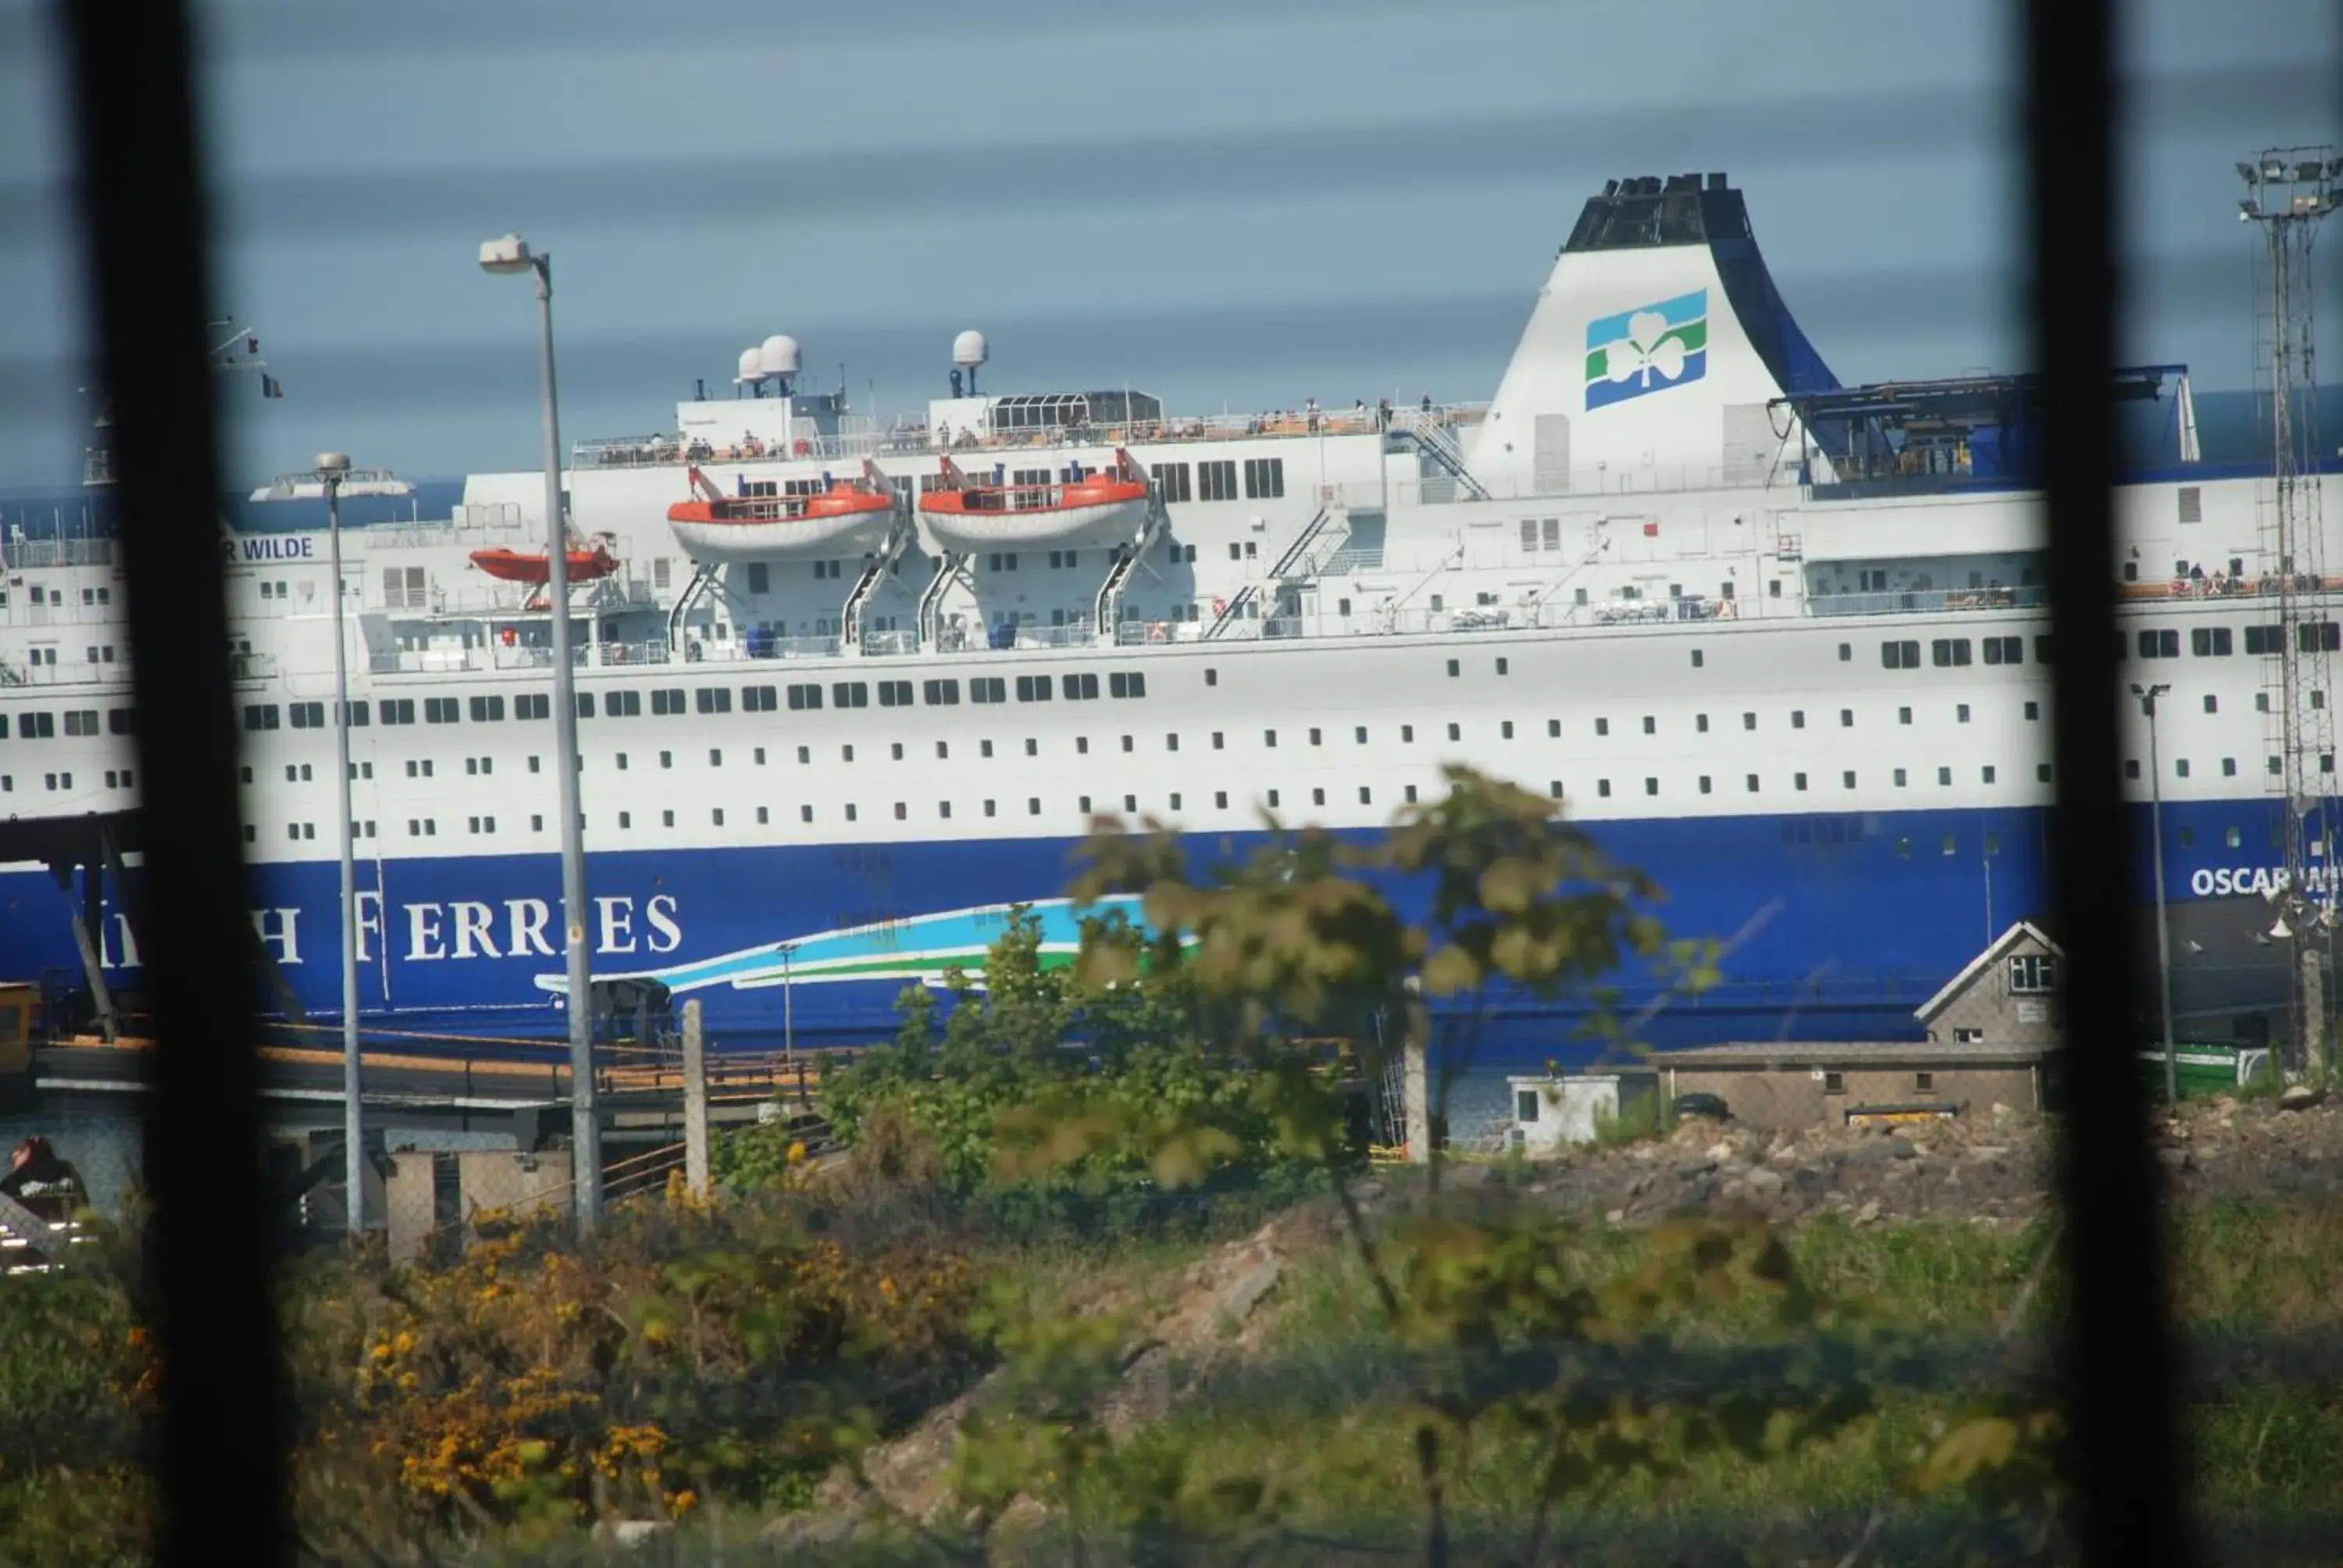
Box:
[0,0,2334,489]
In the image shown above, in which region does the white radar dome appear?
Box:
[314,451,351,475]
[735,347,764,383]
[759,334,802,378]
[952,330,989,369]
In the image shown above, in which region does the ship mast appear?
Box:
[2241,148,2340,1074]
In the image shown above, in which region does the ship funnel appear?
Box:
[1470,172,1838,496]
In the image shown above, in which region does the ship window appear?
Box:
[1742,712,1756,731]
[1899,707,1913,725]
[833,681,869,708]
[2191,627,2232,657]
[981,800,994,818]
[1690,649,1703,668]
[1015,675,1053,703]
[1643,778,1657,796]
[1075,738,1089,755]
[1199,461,1239,501]
[1242,457,1285,499]
[241,704,280,732]
[513,693,548,720]
[1843,771,1856,789]
[1881,640,1920,669]
[924,679,961,705]
[1311,788,1325,806]
[1149,462,1193,502]
[662,809,675,827]
[1699,775,1712,795]
[1446,658,1460,677]
[1894,768,1908,787]
[468,695,505,722]
[1983,765,1998,784]
[843,804,857,821]
[1402,725,1414,742]
[1938,766,1952,786]
[1795,772,1809,791]
[2223,757,2237,776]
[2178,486,2203,523]
[1448,723,1461,741]
[710,748,723,766]
[777,682,821,711]
[1264,729,1277,748]
[1500,721,1513,739]
[801,805,814,822]
[2125,760,2141,779]
[1746,774,1760,793]
[893,803,907,821]
[1596,718,1610,736]
[744,562,769,594]
[971,677,1004,704]
[741,685,777,712]
[1122,735,1135,753]
[108,707,135,735]
[1838,643,1851,661]
[1109,672,1147,698]
[1204,668,1218,687]
[604,690,641,717]
[2301,622,2341,653]
[2177,758,2191,779]
[1957,704,1971,722]
[1597,779,1611,797]
[288,701,325,729]
[1791,710,1806,729]
[649,687,685,715]
[379,699,414,725]
[424,697,460,724]
[1265,790,1279,808]
[1982,635,2024,665]
[2035,633,2056,664]
[1079,796,1092,814]
[842,744,854,762]
[695,686,734,715]
[1931,637,1972,667]
[2024,700,2040,720]
[2137,629,2179,659]
[2039,763,2054,782]
[877,680,912,707]
[63,709,98,736]
[1642,716,1655,735]
[2245,625,2282,654]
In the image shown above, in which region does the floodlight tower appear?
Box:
[2240,148,2341,1071]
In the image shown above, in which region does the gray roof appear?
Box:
[1649,1039,2059,1069]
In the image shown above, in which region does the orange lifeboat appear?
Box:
[665,461,896,561]
[469,540,619,585]
[917,447,1149,550]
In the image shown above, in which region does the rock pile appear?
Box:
[1493,1088,2343,1228]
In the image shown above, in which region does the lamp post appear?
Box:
[252,455,408,1235]
[480,233,601,1228]
[2134,682,2178,1105]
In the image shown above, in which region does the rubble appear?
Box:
[1507,1089,2343,1226]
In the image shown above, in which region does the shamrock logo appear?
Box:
[1601,309,1690,390]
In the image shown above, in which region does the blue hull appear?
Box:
[0,797,2295,1064]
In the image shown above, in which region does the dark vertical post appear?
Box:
[2024,2,2191,1563]
[55,2,284,1563]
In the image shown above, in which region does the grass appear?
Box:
[1104,1200,2343,1555]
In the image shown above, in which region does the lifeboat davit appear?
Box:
[917,447,1149,551]
[469,539,619,585]
[665,462,897,561]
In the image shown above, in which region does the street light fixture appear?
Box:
[479,231,601,1228]
[2132,682,2178,1106]
[251,453,411,1235]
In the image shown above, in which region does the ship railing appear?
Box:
[362,504,524,547]
[571,402,1495,472]
[2,539,116,570]
[1111,618,1209,646]
[1804,586,2048,618]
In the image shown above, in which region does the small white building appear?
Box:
[1506,1069,1659,1154]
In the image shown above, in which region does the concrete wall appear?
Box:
[1507,1073,1657,1153]
[384,1146,574,1262]
[1664,1064,2042,1134]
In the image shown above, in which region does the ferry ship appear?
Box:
[0,171,2327,1054]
